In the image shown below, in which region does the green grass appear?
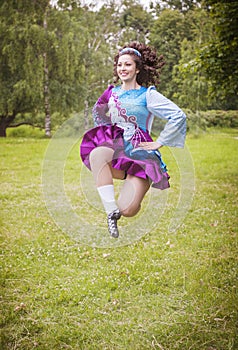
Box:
[0,129,238,349]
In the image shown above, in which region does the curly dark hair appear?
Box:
[113,42,165,87]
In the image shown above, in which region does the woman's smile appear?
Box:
[117,54,139,85]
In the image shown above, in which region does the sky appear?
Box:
[137,0,157,8]
[80,0,158,10]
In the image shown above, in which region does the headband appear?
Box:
[119,47,142,57]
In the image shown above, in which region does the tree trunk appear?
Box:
[84,99,89,130]
[43,52,51,138]
[43,10,51,138]
[0,121,7,137]
[0,115,16,137]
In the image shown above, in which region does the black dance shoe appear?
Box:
[107,209,121,238]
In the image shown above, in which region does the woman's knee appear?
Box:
[89,146,113,164]
[117,176,150,217]
[120,203,141,217]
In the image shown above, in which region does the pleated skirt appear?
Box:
[80,124,170,190]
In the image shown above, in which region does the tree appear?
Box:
[149,8,189,99]
[0,0,87,137]
[172,8,215,110]
[72,2,121,129]
[44,6,86,119]
[197,0,238,108]
[154,0,202,13]
[118,0,153,44]
[0,0,48,137]
[43,6,51,137]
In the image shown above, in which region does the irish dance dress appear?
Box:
[80,85,186,190]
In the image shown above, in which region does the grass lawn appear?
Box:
[0,128,237,349]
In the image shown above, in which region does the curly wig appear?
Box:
[113,42,165,87]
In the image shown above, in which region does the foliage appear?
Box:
[0,0,237,137]
[75,3,118,105]
[185,109,238,133]
[149,8,189,99]
[201,110,238,128]
[172,8,215,110]
[197,0,238,108]
[150,108,238,135]
[155,0,202,13]
[0,0,48,136]
[6,125,46,138]
[45,7,85,114]
[118,0,153,44]
[0,0,111,137]
[1,130,237,349]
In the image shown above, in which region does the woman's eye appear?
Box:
[117,62,132,67]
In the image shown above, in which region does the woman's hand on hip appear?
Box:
[138,141,162,150]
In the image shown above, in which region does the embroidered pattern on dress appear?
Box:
[92,103,111,125]
[110,92,138,126]
[131,128,148,148]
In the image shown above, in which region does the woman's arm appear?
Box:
[144,86,186,148]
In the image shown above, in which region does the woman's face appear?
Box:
[116,54,139,84]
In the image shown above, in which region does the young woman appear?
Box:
[80,42,186,238]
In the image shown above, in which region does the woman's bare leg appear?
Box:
[89,147,150,217]
[89,147,150,236]
[118,174,150,217]
[89,146,125,186]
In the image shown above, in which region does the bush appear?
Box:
[185,109,238,132]
[202,110,238,128]
[7,125,45,138]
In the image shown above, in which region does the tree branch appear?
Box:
[8,122,41,128]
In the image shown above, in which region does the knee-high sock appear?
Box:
[97,185,118,214]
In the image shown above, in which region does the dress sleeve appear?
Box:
[92,85,114,126]
[146,86,186,148]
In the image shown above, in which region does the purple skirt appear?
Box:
[80,125,170,190]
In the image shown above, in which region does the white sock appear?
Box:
[97,185,118,214]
